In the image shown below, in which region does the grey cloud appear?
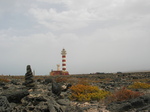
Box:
[0,0,150,75]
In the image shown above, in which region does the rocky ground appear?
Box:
[0,72,150,112]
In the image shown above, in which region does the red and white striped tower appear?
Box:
[61,48,67,71]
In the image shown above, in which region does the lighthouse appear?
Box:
[50,48,69,76]
[61,48,67,71]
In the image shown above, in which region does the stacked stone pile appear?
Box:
[24,65,35,89]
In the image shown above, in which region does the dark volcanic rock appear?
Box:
[52,82,62,96]
[21,94,70,112]
[61,83,72,92]
[106,94,150,112]
[130,98,145,108]
[24,65,35,89]
[1,89,29,103]
[0,82,5,87]
[2,86,9,90]
[11,80,20,85]
[118,102,132,112]
[140,94,150,104]
[37,78,42,82]
[63,83,72,92]
[65,105,84,112]
[44,78,53,84]
[0,96,11,112]
[106,102,132,112]
[136,104,150,111]
[22,95,47,106]
[57,99,70,106]
[47,99,64,112]
[0,72,149,112]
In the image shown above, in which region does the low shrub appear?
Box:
[69,84,110,101]
[0,78,10,83]
[131,78,150,83]
[67,77,79,84]
[54,77,68,83]
[77,78,91,85]
[108,87,143,102]
[128,82,150,89]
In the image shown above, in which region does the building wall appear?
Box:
[50,71,69,76]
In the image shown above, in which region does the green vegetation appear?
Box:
[69,84,110,101]
[128,82,150,89]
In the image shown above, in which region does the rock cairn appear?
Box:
[25,65,35,89]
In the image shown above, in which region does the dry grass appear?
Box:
[107,87,143,103]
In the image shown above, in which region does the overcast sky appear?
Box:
[0,0,150,75]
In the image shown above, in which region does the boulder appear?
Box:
[0,96,11,112]
[118,102,132,112]
[130,98,145,108]
[136,104,150,111]
[47,98,64,112]
[140,94,150,104]
[106,94,150,112]
[37,79,42,82]
[2,86,9,90]
[44,78,53,84]
[65,105,84,112]
[52,82,62,96]
[22,94,47,106]
[1,89,29,103]
[0,82,5,87]
[11,80,20,85]
[57,99,70,106]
